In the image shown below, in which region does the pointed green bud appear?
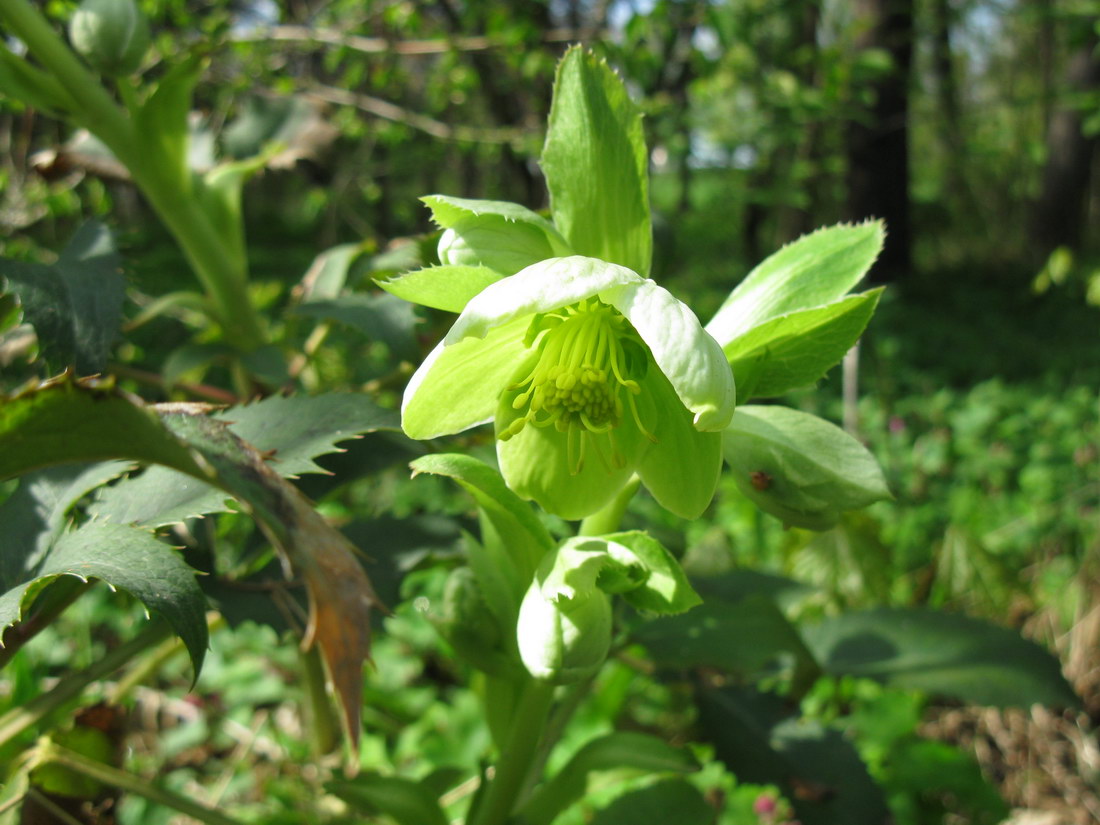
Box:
[438,215,557,275]
[517,578,612,683]
[69,0,150,77]
[437,566,517,676]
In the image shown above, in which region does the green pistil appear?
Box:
[499,299,655,473]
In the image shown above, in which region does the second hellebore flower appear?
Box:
[402,256,735,519]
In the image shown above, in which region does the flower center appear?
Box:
[498,299,655,473]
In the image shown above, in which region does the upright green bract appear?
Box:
[402,256,734,520]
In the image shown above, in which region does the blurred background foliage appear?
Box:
[1,0,1099,822]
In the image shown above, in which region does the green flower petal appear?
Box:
[495,381,646,520]
[605,279,735,432]
[636,368,723,519]
[402,317,529,439]
[447,256,645,343]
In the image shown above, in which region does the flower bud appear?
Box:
[517,578,611,683]
[69,0,150,77]
[437,567,515,676]
[438,215,555,275]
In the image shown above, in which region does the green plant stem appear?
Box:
[0,621,170,748]
[36,742,246,825]
[469,678,555,825]
[0,578,93,670]
[0,0,265,353]
[578,476,640,537]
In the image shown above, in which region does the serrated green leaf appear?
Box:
[92,392,399,527]
[706,221,884,348]
[541,47,651,275]
[0,462,131,590]
[728,289,883,399]
[722,405,891,529]
[801,608,1080,708]
[421,195,569,250]
[0,521,208,675]
[1,378,381,747]
[0,222,123,373]
[517,732,698,825]
[327,774,448,825]
[0,376,204,481]
[376,264,503,313]
[294,293,419,359]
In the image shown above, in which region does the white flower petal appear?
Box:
[604,280,735,431]
[447,256,645,343]
[401,316,530,438]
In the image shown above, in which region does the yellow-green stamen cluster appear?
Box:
[499,298,654,473]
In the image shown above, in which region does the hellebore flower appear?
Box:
[402,256,735,520]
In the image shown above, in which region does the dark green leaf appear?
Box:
[328,775,448,825]
[518,732,698,825]
[632,595,817,682]
[0,222,123,373]
[294,293,419,360]
[801,608,1080,708]
[0,521,208,675]
[0,47,75,113]
[590,779,713,825]
[0,462,130,590]
[541,47,651,275]
[697,685,891,825]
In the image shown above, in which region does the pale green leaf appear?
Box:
[802,608,1079,708]
[131,53,205,192]
[0,221,123,373]
[541,47,651,275]
[603,531,700,614]
[422,194,570,253]
[727,289,883,399]
[707,221,884,347]
[376,264,503,313]
[722,405,891,529]
[298,243,364,302]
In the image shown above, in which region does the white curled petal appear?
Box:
[447,256,645,343]
[402,316,530,439]
[606,280,736,431]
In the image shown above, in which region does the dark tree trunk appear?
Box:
[1030,31,1100,255]
[845,0,914,280]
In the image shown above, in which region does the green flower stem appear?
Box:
[578,476,640,537]
[469,678,555,825]
[0,0,265,354]
[0,621,170,748]
[35,742,246,825]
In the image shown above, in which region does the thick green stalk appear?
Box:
[468,679,555,825]
[0,0,265,353]
[35,742,245,825]
[0,621,170,748]
[578,476,640,537]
